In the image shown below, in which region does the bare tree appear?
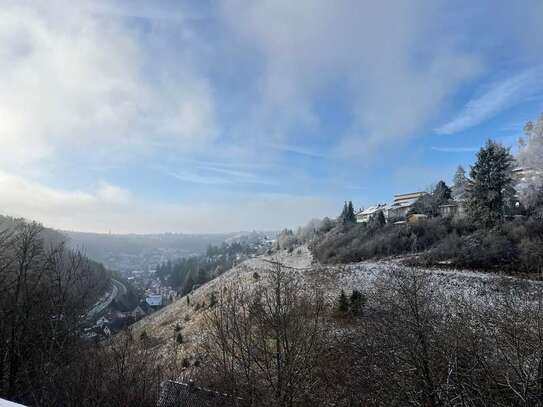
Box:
[197,262,327,406]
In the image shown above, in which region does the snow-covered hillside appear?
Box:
[131,246,542,361]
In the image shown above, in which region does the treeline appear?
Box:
[156,241,258,295]
[309,115,543,273]
[192,263,543,406]
[0,218,171,407]
[0,218,113,404]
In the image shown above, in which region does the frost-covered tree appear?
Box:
[296,218,323,243]
[275,228,299,251]
[452,165,469,200]
[467,140,514,228]
[517,114,543,209]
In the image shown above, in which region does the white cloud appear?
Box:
[0,0,217,170]
[0,170,131,217]
[220,0,481,156]
[436,66,543,135]
[264,142,324,158]
[0,169,334,233]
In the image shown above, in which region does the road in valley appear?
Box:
[85,278,127,320]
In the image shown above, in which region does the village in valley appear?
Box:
[81,232,277,340]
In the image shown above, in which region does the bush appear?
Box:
[519,237,543,273]
[311,219,450,264]
[424,228,517,270]
[311,212,543,273]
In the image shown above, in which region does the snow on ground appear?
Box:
[329,258,543,310]
[129,247,314,360]
[0,398,26,407]
[130,245,542,362]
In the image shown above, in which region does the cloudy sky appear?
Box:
[1,0,542,233]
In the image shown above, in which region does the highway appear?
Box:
[85,278,127,320]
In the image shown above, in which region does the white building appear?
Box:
[145,294,163,307]
[356,204,387,223]
[387,192,428,220]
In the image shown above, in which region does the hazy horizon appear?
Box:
[1,0,542,233]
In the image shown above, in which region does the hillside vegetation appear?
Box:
[306,127,543,274]
[0,216,114,404]
[128,245,543,406]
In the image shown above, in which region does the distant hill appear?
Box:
[63,231,239,273]
[0,214,66,247]
[0,214,111,291]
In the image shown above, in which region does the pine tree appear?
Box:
[467,140,514,228]
[433,181,452,205]
[338,289,349,313]
[347,201,356,223]
[349,290,366,316]
[452,165,469,200]
[338,201,348,223]
[339,201,356,224]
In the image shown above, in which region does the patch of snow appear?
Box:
[0,398,26,407]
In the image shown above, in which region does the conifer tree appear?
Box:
[433,181,452,204]
[452,165,469,200]
[338,201,348,222]
[467,140,514,228]
[347,201,356,223]
[349,289,366,316]
[338,289,349,313]
[370,211,386,227]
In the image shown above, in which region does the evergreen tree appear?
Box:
[339,201,356,224]
[452,165,469,200]
[347,201,356,223]
[370,210,386,227]
[349,290,366,316]
[338,201,348,222]
[467,140,514,228]
[338,289,349,313]
[433,181,452,205]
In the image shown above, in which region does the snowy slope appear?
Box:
[130,246,542,362]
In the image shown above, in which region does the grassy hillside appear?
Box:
[130,244,543,364]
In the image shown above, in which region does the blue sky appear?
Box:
[0,0,542,233]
